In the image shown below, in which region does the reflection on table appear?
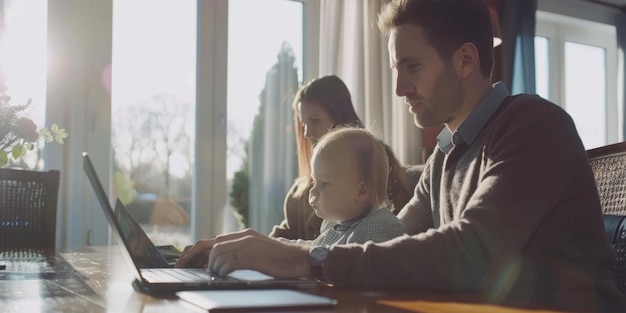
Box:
[0,246,570,313]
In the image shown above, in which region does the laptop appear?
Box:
[82,152,319,294]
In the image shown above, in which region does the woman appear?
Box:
[269,75,413,240]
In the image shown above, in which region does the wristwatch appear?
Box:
[308,246,330,280]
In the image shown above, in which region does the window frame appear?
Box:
[43,0,320,248]
[194,0,319,241]
[535,10,619,147]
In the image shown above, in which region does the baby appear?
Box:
[282,127,405,246]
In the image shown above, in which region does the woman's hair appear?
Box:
[292,75,362,178]
[292,75,411,210]
[313,127,390,209]
[377,0,493,78]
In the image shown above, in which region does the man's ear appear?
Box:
[453,42,479,79]
[356,181,370,203]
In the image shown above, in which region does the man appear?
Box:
[178,0,626,311]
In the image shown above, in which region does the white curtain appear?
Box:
[318,0,423,165]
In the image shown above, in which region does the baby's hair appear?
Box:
[313,127,390,209]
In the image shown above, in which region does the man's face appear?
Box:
[389,24,464,129]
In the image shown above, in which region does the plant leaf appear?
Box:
[40,128,53,142]
[11,146,22,159]
[0,150,8,167]
[54,128,68,144]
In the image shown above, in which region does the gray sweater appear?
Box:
[323,94,626,312]
[278,208,406,246]
[314,208,405,246]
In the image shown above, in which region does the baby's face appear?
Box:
[308,147,365,221]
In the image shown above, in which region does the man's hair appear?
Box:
[378,0,494,77]
[313,127,390,209]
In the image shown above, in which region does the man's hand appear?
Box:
[175,229,261,268]
[175,238,214,268]
[208,229,311,279]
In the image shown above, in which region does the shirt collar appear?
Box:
[334,207,376,231]
[436,82,509,154]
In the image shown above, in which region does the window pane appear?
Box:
[227,0,303,234]
[111,0,196,248]
[0,0,47,169]
[564,41,606,149]
[534,36,550,100]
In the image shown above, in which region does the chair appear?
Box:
[0,168,60,256]
[587,142,626,293]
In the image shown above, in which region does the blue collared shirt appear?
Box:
[437,82,510,154]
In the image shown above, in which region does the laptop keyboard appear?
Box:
[0,249,46,259]
[0,249,54,274]
[141,268,219,282]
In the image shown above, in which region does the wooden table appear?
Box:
[0,246,568,312]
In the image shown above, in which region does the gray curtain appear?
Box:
[318,0,422,165]
[618,13,626,139]
[500,0,538,94]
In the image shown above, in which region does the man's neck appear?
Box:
[446,79,494,132]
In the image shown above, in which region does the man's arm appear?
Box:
[322,98,594,290]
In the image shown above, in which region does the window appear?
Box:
[110,0,310,247]
[227,0,304,234]
[41,0,318,249]
[111,0,196,247]
[535,11,619,149]
[0,0,47,169]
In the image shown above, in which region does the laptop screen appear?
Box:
[114,199,169,268]
[83,152,168,270]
